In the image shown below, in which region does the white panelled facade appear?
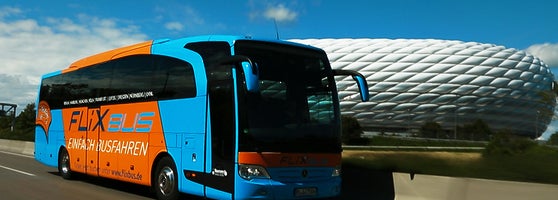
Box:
[292,38,556,138]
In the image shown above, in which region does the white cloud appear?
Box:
[0,7,147,111]
[525,43,558,67]
[155,5,206,35]
[0,6,21,18]
[182,6,205,25]
[264,4,298,22]
[0,74,36,110]
[165,21,184,31]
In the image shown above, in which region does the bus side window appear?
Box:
[154,56,196,99]
[110,55,154,95]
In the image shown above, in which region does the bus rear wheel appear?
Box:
[153,156,179,200]
[58,148,73,179]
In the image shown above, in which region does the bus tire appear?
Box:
[58,148,73,180]
[153,156,179,200]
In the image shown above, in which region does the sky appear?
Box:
[1,0,558,135]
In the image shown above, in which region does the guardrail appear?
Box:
[343,145,485,151]
[0,139,34,155]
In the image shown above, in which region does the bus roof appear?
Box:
[61,35,323,73]
[63,40,153,73]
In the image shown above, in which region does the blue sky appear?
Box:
[4,0,558,49]
[1,0,558,136]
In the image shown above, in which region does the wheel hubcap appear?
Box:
[61,153,69,174]
[158,166,175,196]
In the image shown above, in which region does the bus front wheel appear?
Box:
[58,148,73,179]
[153,156,179,200]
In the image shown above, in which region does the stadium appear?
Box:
[292,38,556,139]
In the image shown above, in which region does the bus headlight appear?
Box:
[332,166,341,177]
[239,164,270,180]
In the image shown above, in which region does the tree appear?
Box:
[419,121,442,138]
[548,132,558,146]
[460,119,492,141]
[15,103,35,129]
[341,115,365,144]
[0,103,36,141]
[0,113,12,130]
[484,130,536,156]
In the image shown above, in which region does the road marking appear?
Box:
[0,150,34,159]
[0,164,36,176]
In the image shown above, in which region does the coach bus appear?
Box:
[35,35,369,200]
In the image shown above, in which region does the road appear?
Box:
[0,150,155,200]
[3,148,557,200]
[393,172,558,200]
[0,149,395,200]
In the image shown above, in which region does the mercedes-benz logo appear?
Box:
[302,169,308,178]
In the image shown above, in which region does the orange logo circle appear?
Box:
[36,101,52,140]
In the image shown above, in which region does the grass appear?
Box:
[342,149,558,185]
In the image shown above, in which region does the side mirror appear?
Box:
[241,61,259,92]
[333,70,369,102]
[217,55,259,92]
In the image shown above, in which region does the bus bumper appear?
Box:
[235,176,341,199]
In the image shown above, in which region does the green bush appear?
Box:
[459,119,492,141]
[419,121,443,138]
[0,103,35,141]
[341,115,367,145]
[484,131,537,156]
[548,133,558,146]
[0,129,34,141]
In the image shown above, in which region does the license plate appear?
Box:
[294,187,317,197]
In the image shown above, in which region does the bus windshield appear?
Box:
[235,41,341,153]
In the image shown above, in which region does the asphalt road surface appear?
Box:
[0,150,395,199]
[393,172,558,200]
[4,149,556,200]
[0,150,156,200]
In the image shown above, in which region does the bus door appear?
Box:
[97,105,120,180]
[63,107,88,174]
[204,64,237,198]
[85,108,100,176]
[181,41,236,198]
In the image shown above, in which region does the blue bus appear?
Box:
[35,35,369,199]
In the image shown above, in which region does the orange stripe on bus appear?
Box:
[62,40,153,73]
[238,152,341,167]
